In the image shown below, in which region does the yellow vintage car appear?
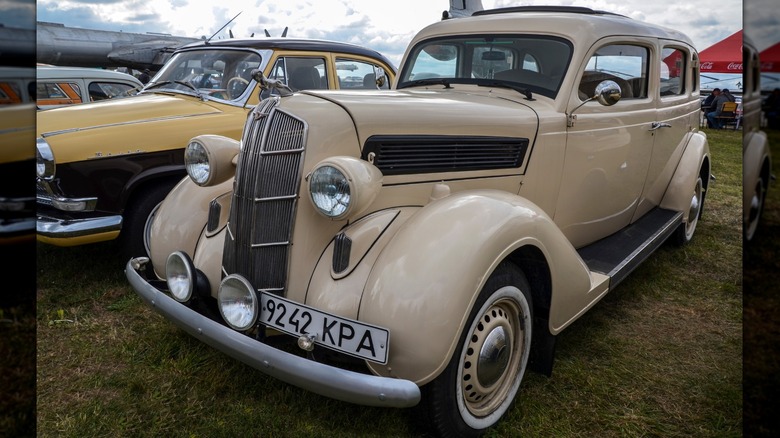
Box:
[127,6,711,436]
[36,38,396,259]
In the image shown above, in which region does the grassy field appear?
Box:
[36,129,743,437]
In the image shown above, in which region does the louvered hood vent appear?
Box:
[222,97,307,295]
[362,135,529,176]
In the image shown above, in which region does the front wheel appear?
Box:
[119,182,176,262]
[422,262,533,437]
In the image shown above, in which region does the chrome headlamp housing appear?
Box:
[184,135,240,187]
[36,137,56,180]
[166,251,195,302]
[308,156,383,221]
[218,274,259,332]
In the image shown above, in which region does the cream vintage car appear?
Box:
[127,6,711,436]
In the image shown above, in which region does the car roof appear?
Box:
[176,37,397,72]
[36,65,144,85]
[412,6,695,49]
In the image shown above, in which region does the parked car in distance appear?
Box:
[127,6,710,436]
[36,38,396,260]
[36,65,143,109]
[742,36,772,242]
[0,66,35,104]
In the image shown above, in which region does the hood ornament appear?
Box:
[251,69,294,98]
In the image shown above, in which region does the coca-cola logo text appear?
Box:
[727,62,742,70]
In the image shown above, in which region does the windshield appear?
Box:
[142,49,263,102]
[398,35,573,99]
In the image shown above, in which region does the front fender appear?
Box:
[357,190,592,385]
[660,131,710,216]
[149,175,233,279]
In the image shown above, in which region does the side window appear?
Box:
[37,82,82,104]
[579,44,649,100]
[661,47,687,96]
[0,81,22,104]
[335,58,390,89]
[88,82,137,101]
[284,57,327,91]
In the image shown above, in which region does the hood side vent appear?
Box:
[362,135,529,176]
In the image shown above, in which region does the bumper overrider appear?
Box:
[125,257,421,408]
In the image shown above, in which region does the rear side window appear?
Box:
[661,47,687,96]
[88,81,137,101]
[37,82,83,105]
[335,58,390,89]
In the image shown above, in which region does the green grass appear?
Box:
[36,129,743,437]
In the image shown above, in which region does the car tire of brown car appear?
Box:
[420,261,533,437]
[119,182,177,265]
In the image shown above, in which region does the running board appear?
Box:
[577,208,683,288]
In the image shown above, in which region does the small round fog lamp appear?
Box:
[166,251,195,302]
[218,275,258,331]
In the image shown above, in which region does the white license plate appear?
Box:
[259,292,389,364]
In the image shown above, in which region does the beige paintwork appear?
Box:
[150,10,709,385]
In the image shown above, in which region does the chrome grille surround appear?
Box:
[222,98,307,295]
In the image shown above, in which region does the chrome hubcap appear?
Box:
[461,299,520,412]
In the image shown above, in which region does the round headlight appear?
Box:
[185,140,211,185]
[218,275,258,331]
[36,138,55,180]
[166,251,194,302]
[309,165,351,218]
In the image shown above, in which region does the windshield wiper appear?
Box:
[397,78,453,89]
[141,80,205,100]
[478,80,534,101]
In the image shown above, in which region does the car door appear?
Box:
[557,40,656,248]
[633,43,699,219]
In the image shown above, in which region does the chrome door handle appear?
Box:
[649,122,672,131]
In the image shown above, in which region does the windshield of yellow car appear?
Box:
[142,49,262,102]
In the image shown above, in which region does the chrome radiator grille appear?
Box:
[222,99,306,294]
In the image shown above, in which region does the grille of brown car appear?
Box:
[222,98,306,295]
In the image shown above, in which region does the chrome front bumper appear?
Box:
[125,258,421,408]
[37,214,122,238]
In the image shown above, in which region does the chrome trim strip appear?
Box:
[37,214,122,238]
[41,113,215,138]
[250,241,289,248]
[254,194,298,203]
[36,194,98,212]
[126,258,421,408]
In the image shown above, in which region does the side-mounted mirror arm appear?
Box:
[566,80,622,127]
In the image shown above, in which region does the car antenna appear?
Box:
[205,11,241,44]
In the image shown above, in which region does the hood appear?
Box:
[37,93,226,137]
[301,88,540,144]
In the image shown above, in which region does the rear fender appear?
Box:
[660,131,710,217]
[353,190,592,384]
[743,130,770,219]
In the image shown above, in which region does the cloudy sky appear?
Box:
[4,0,750,66]
[2,1,777,67]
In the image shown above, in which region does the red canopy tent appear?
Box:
[699,30,743,74]
[760,41,780,72]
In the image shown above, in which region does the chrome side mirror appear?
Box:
[594,80,622,106]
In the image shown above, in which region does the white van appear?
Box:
[36,65,143,109]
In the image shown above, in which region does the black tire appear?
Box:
[421,261,533,437]
[744,174,766,242]
[672,175,704,246]
[119,182,175,262]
